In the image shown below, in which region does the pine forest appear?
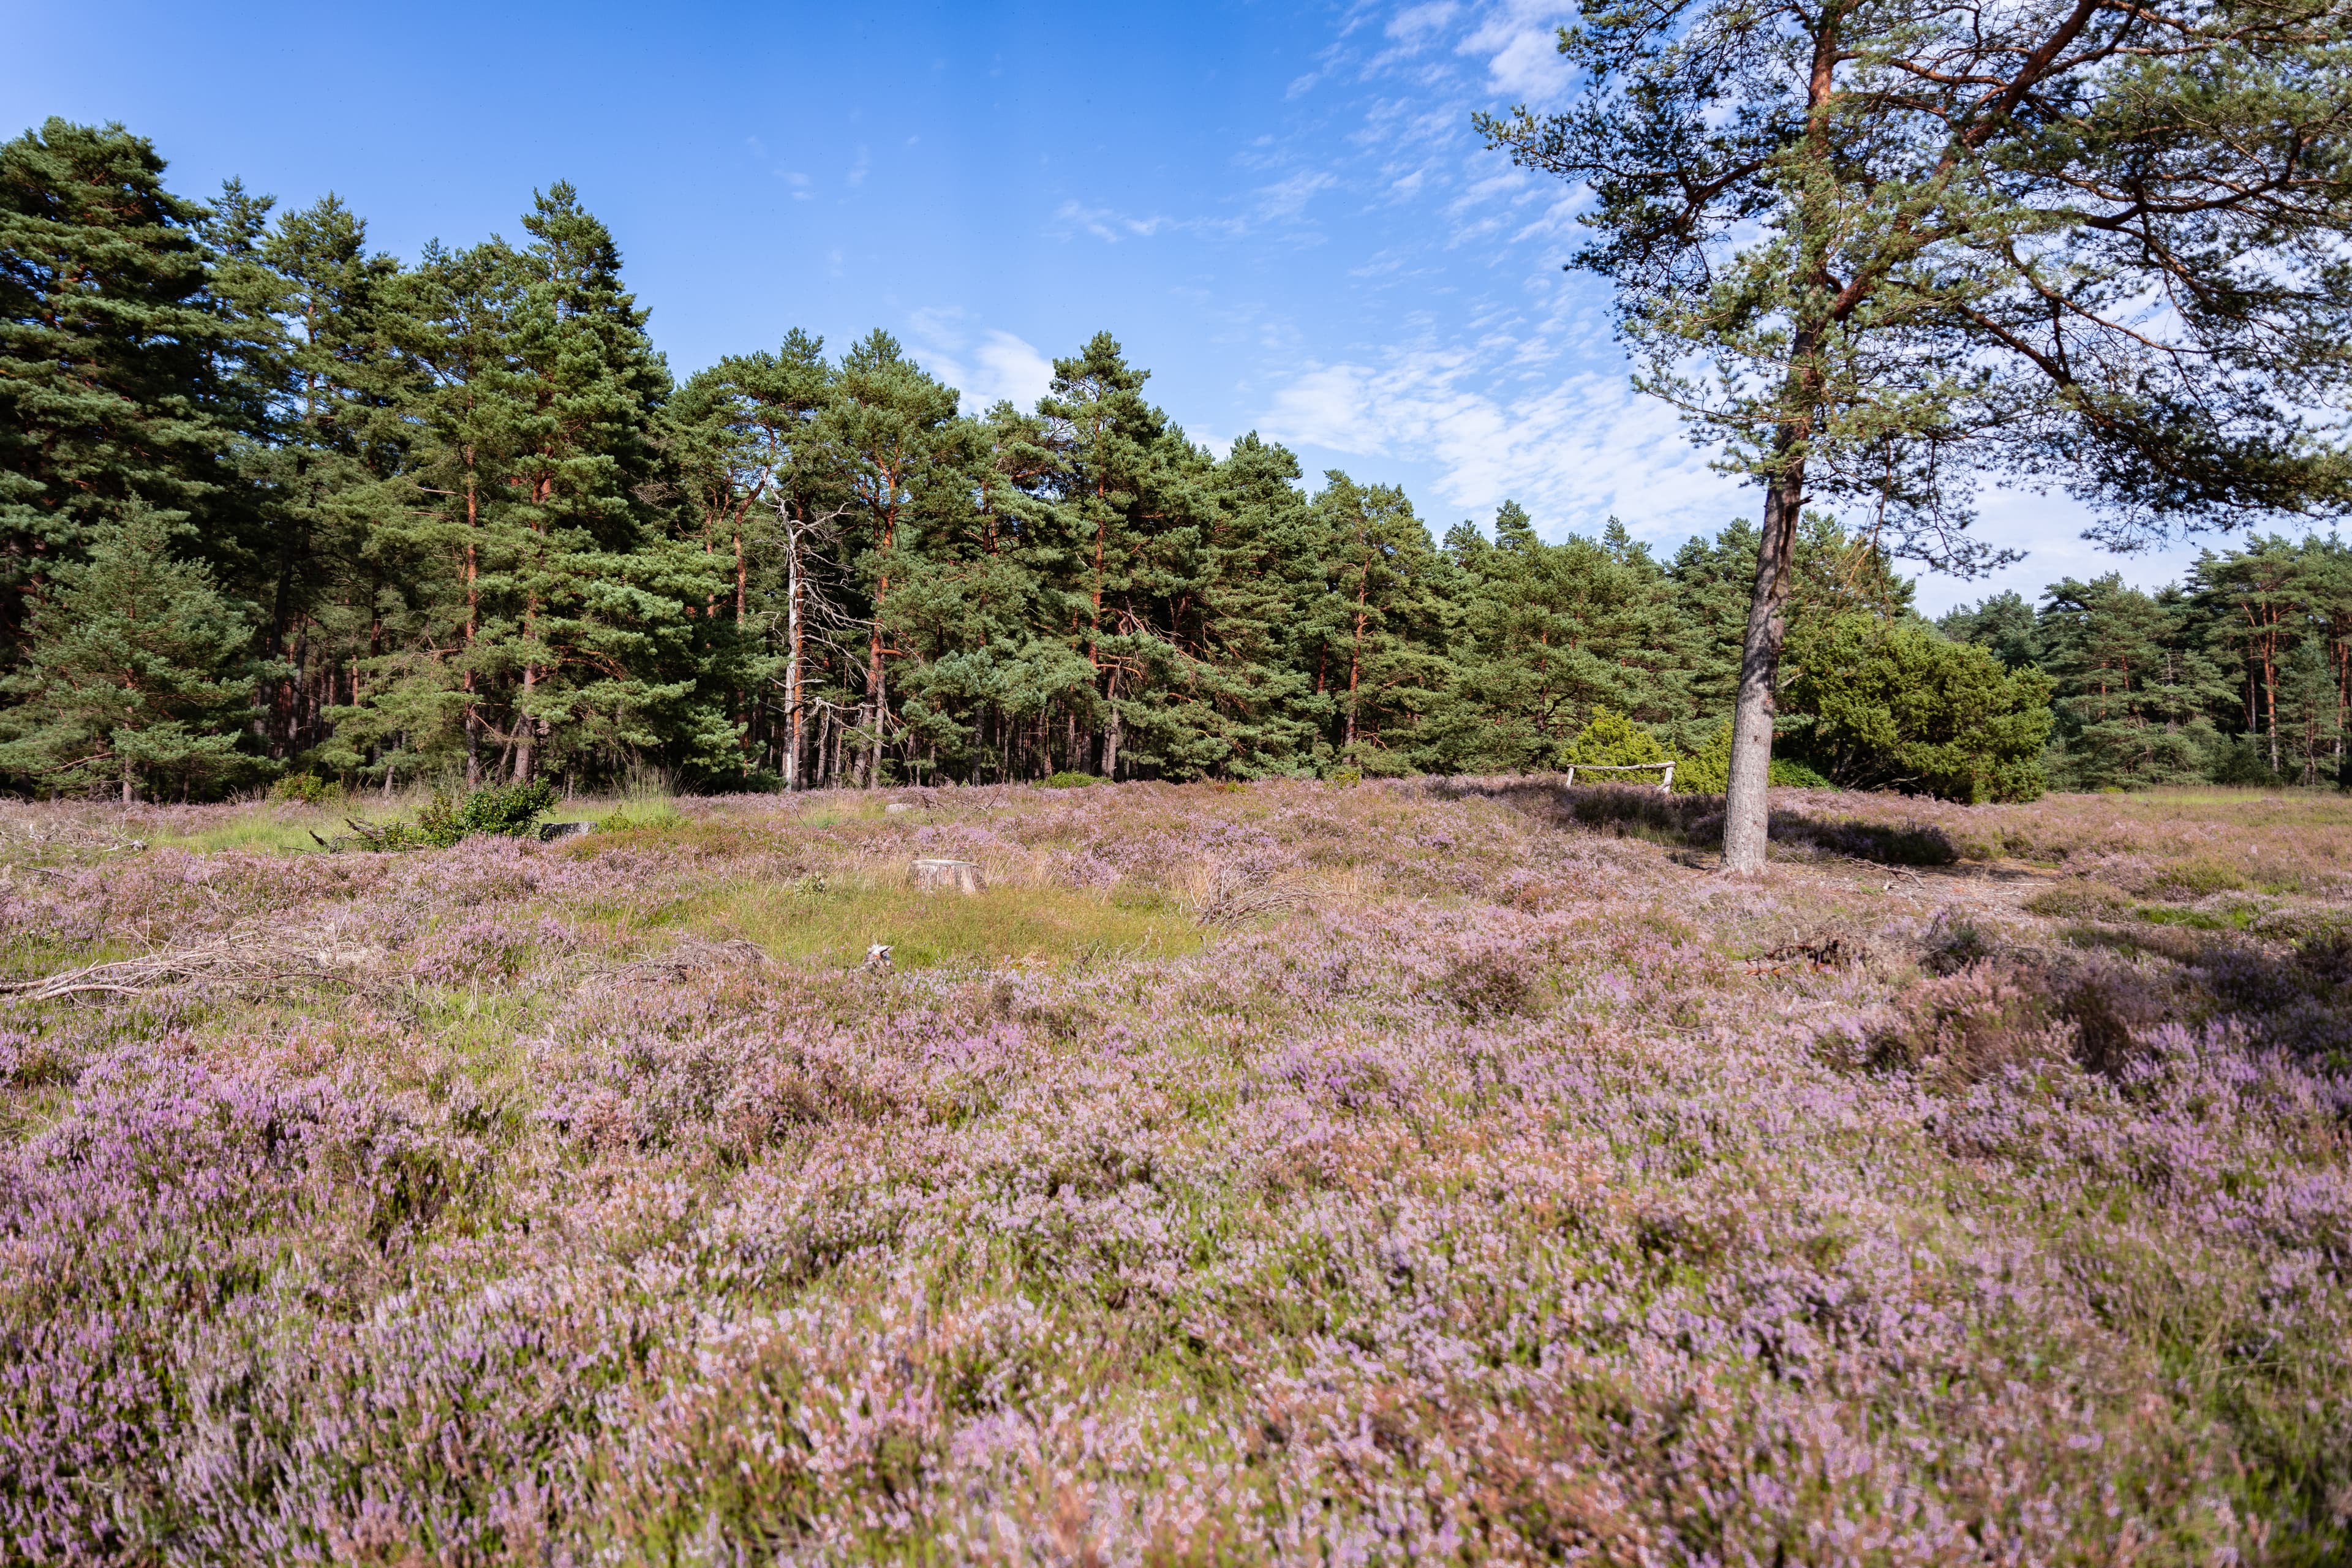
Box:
[2,118,2348,805]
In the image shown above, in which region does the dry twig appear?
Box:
[1191,863,1324,928]
[0,940,352,1004]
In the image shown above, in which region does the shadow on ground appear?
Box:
[1431,778,1962,867]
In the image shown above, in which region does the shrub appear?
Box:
[1044,772,1102,790]
[1771,755,1833,788]
[347,780,559,851]
[1864,960,2071,1089]
[1675,720,1732,793]
[418,780,559,844]
[1786,615,2054,802]
[268,772,339,805]
[1564,708,1668,769]
[1674,719,1833,794]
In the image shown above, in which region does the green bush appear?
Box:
[1673,719,1838,793]
[1675,721,1730,793]
[1044,771,1102,789]
[1785,616,2054,802]
[419,780,559,843]
[349,780,558,851]
[1562,709,1676,786]
[1771,755,1833,788]
[269,772,339,805]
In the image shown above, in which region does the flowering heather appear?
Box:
[0,782,2347,1563]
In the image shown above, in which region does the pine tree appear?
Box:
[1937,592,2041,672]
[206,187,413,761]
[1482,0,2352,866]
[0,119,241,650]
[1306,473,1458,774]
[0,503,258,801]
[2035,575,2225,787]
[820,330,965,787]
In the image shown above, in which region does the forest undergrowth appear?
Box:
[0,780,2347,1564]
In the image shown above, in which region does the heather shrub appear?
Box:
[1773,809,1961,865]
[1863,960,2073,1088]
[2023,880,2132,919]
[0,782,2345,1560]
[1920,908,1996,972]
[1431,946,1541,1020]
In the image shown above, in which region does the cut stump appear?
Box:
[911,858,982,894]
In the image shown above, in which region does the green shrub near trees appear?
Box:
[1787,619,2056,803]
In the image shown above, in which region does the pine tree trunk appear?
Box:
[1722,444,1808,874]
[783,517,804,792]
[1722,10,1839,875]
[463,481,481,788]
[514,662,536,782]
[1104,672,1123,782]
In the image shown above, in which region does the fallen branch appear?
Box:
[1191,864,1325,928]
[1745,935,1869,976]
[0,941,353,1005]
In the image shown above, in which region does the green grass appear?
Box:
[692,876,1203,971]
[2136,902,2258,932]
[142,811,345,855]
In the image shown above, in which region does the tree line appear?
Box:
[1943,536,2352,791]
[0,118,2332,805]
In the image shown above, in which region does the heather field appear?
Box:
[2,782,2350,1565]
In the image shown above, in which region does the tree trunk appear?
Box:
[1722,451,1807,873]
[1103,671,1123,782]
[783,516,805,792]
[514,663,536,782]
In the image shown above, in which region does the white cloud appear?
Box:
[905,310,1056,414]
[1254,170,1338,219]
[1261,350,1744,538]
[1052,200,1182,242]
[1386,3,1462,43]
[1461,2,1575,102]
[1052,171,1335,247]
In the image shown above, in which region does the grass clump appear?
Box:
[698,877,1202,971]
[596,801,688,834]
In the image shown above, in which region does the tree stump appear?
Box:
[911,858,982,894]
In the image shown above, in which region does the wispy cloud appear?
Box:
[1051,201,1188,243]
[905,309,1057,414]
[1261,348,1744,538]
[1052,167,1337,246]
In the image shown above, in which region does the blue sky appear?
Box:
[6,0,2269,611]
